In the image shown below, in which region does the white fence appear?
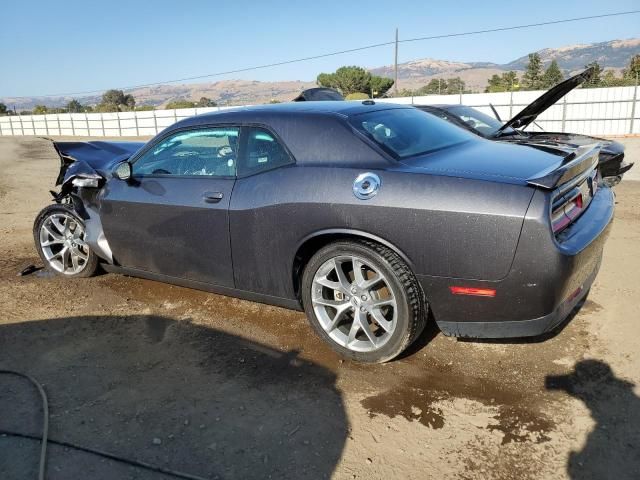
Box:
[1,85,639,137]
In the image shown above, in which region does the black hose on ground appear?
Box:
[0,370,211,480]
[0,369,48,480]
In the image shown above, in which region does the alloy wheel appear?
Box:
[311,255,397,352]
[39,212,90,275]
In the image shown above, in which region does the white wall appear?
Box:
[1,85,638,137]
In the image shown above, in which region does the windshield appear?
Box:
[446,105,517,137]
[349,108,472,160]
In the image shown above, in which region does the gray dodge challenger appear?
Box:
[34,101,614,362]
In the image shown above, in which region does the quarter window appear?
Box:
[132,127,240,177]
[240,128,292,176]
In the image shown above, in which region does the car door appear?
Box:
[99,126,239,287]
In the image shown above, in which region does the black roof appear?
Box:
[178,101,409,129]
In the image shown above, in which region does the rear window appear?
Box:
[349,108,471,159]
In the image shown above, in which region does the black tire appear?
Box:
[301,240,427,363]
[33,204,99,278]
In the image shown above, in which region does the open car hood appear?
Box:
[53,140,144,185]
[496,67,594,135]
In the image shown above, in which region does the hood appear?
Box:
[53,140,145,185]
[399,138,567,186]
[496,67,594,135]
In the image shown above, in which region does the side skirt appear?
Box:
[101,264,303,311]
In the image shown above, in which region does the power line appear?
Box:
[9,9,640,99]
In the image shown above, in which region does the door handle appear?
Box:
[203,191,224,203]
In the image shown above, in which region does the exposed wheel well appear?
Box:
[291,232,413,300]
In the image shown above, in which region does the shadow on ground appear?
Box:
[0,315,348,480]
[546,359,640,480]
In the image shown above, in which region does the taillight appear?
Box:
[551,173,595,234]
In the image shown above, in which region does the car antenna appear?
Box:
[489,103,502,122]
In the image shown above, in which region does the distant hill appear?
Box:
[2,38,638,110]
[370,38,640,91]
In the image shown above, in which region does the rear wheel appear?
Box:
[33,204,99,278]
[301,240,427,363]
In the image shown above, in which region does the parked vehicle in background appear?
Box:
[416,68,633,187]
[34,101,614,362]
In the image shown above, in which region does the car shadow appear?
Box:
[0,315,348,480]
[546,359,640,479]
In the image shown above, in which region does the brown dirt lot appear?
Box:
[0,136,639,480]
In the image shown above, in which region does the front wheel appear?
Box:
[33,204,99,278]
[301,240,427,363]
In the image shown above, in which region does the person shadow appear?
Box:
[545,359,640,480]
[0,315,348,480]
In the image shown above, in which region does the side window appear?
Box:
[132,127,240,177]
[240,127,292,176]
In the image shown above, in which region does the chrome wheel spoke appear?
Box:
[42,225,63,242]
[371,297,395,309]
[41,237,64,247]
[313,298,349,309]
[353,257,366,286]
[332,258,352,291]
[358,310,377,345]
[370,308,393,333]
[50,216,66,235]
[361,274,384,290]
[315,274,342,291]
[347,316,362,345]
[312,254,398,353]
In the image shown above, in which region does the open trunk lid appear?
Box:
[495,67,595,135]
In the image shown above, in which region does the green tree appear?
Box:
[99,89,136,111]
[485,71,519,93]
[165,100,196,109]
[0,103,7,115]
[66,99,84,113]
[415,77,466,95]
[197,97,217,107]
[502,71,519,90]
[415,79,442,95]
[317,66,394,97]
[317,66,372,95]
[601,70,622,87]
[344,92,370,100]
[135,105,155,111]
[33,105,48,115]
[446,77,466,94]
[522,53,544,90]
[542,60,564,88]
[623,54,640,83]
[584,61,602,88]
[485,74,505,93]
[369,76,394,97]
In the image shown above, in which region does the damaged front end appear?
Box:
[49,140,144,263]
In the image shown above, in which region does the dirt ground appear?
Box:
[0,136,639,480]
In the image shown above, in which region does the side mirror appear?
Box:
[114,161,132,180]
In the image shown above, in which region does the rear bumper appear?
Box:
[435,257,600,338]
[419,185,614,339]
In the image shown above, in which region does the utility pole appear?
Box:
[394,28,399,95]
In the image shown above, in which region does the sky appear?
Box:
[1,0,639,98]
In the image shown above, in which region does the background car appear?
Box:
[416,68,633,187]
[35,101,614,362]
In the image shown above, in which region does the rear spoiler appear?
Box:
[527,143,600,189]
